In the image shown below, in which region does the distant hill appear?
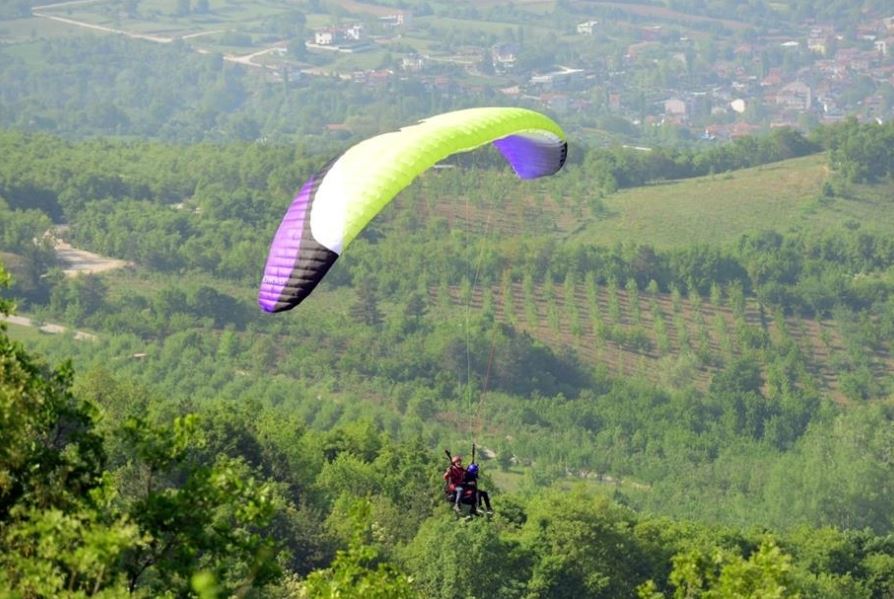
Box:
[410,153,894,250]
[570,153,894,249]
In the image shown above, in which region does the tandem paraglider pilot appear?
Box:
[464,463,492,514]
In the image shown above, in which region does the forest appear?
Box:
[2,108,894,597]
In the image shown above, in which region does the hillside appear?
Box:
[570,154,894,248]
[438,279,889,404]
[396,153,894,404]
[7,150,893,409]
[410,153,894,248]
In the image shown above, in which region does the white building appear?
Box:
[492,44,518,72]
[381,13,411,28]
[311,25,364,48]
[577,20,599,35]
[344,24,363,41]
[401,55,424,72]
[314,30,335,45]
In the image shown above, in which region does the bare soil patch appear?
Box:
[54,239,132,277]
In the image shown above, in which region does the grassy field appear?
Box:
[19,0,305,44]
[570,154,850,249]
[3,320,47,344]
[577,1,751,31]
[329,48,390,71]
[415,14,558,37]
[509,1,557,15]
[0,15,103,43]
[331,0,556,16]
[328,0,400,18]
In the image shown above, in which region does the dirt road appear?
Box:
[32,11,175,43]
[52,235,132,277]
[2,314,97,341]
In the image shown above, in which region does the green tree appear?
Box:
[710,282,722,307]
[0,264,136,596]
[607,277,622,324]
[500,270,516,325]
[49,274,108,325]
[648,537,802,598]
[627,278,641,324]
[401,290,429,334]
[118,414,283,594]
[522,489,650,598]
[404,515,525,599]
[523,271,538,328]
[303,500,416,599]
[352,279,383,328]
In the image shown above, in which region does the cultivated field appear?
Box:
[434,278,892,403]
[573,0,751,31]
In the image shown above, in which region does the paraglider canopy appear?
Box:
[258,107,568,313]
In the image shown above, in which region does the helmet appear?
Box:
[466,463,479,477]
[451,455,462,464]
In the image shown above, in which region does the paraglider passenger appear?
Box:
[444,455,466,513]
[464,463,493,514]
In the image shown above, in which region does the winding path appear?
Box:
[2,314,97,341]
